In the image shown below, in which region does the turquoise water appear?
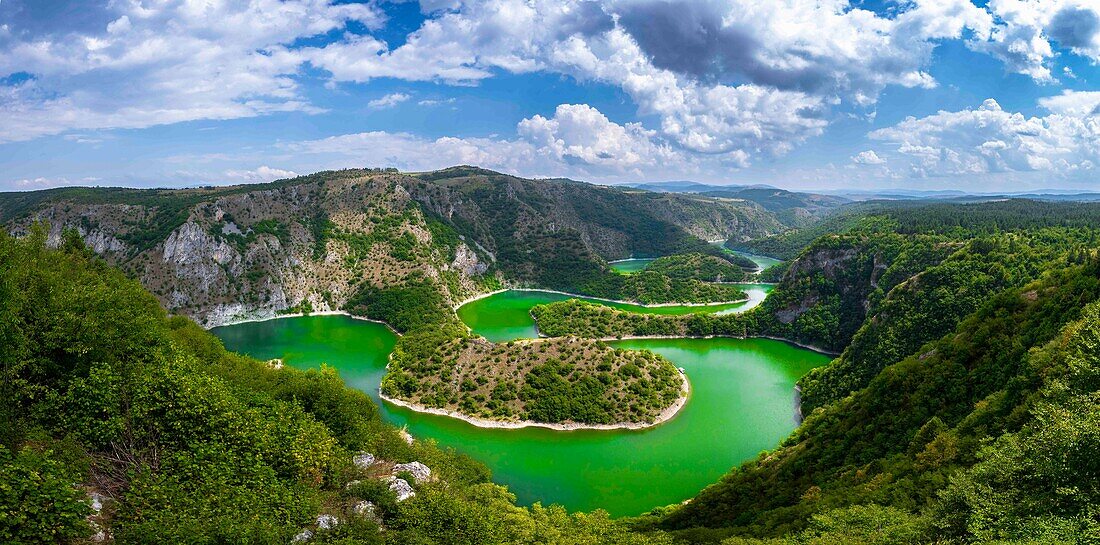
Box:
[213,316,828,516]
[211,249,817,517]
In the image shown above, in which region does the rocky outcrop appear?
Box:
[393,461,431,483]
[450,243,488,276]
[387,477,415,502]
[352,501,379,522]
[316,514,339,530]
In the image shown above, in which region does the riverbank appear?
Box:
[380,367,691,431]
[603,334,837,356]
[209,309,401,335]
[456,287,749,312]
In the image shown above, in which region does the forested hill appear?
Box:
[661,249,1100,543]
[529,200,1100,543]
[0,167,782,326]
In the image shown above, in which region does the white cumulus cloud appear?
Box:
[0,0,382,142]
[367,93,412,110]
[224,166,299,183]
[869,97,1100,182]
[852,150,886,165]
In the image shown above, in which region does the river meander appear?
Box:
[212,255,828,516]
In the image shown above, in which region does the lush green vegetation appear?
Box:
[523,201,1100,544]
[345,272,455,333]
[533,300,690,339]
[10,182,1100,545]
[646,253,749,283]
[0,226,700,544]
[384,336,683,425]
[660,258,1100,543]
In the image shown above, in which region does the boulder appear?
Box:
[316,514,339,530]
[387,477,415,502]
[393,461,431,483]
[291,529,313,543]
[352,452,376,469]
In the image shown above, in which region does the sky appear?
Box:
[1,0,1099,193]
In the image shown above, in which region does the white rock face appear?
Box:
[161,222,243,307]
[291,529,313,543]
[316,514,339,530]
[387,477,415,502]
[451,243,488,276]
[86,492,110,542]
[163,222,239,269]
[83,230,127,254]
[88,492,106,512]
[352,452,376,469]
[393,462,431,483]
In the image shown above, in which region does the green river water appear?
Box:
[608,258,656,274]
[212,255,829,516]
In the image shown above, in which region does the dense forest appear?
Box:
[6,196,1100,544]
[532,200,1100,543]
[644,253,751,283]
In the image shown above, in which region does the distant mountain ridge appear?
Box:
[0,166,786,326]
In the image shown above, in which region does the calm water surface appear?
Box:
[212,254,824,516]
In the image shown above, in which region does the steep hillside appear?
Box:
[0,167,781,326]
[533,202,1100,407]
[659,257,1100,542]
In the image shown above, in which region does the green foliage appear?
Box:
[3,229,597,544]
[345,272,455,333]
[307,211,333,260]
[660,260,1100,539]
[521,360,616,424]
[532,300,689,339]
[0,446,90,544]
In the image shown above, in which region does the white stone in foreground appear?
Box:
[387,477,415,501]
[352,502,378,517]
[352,452,376,469]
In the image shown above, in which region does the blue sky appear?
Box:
[1,0,1099,192]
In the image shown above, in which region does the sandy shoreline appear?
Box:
[451,288,510,310]
[379,367,691,431]
[211,310,401,335]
